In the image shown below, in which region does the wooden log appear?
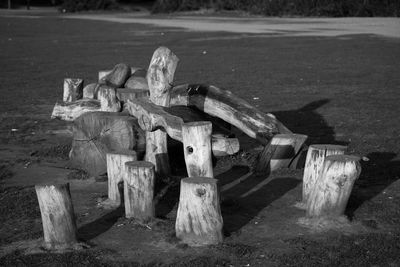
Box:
[124,161,155,222]
[98,86,121,112]
[145,47,179,176]
[69,112,145,176]
[254,133,308,174]
[125,98,239,156]
[63,78,83,103]
[125,75,149,90]
[170,84,291,144]
[51,99,101,121]
[306,155,361,218]
[116,88,149,104]
[176,177,223,246]
[298,144,347,209]
[99,67,142,82]
[103,63,131,88]
[35,183,78,250]
[83,83,101,99]
[105,150,137,207]
[182,121,213,178]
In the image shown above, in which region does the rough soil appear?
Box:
[0,9,400,266]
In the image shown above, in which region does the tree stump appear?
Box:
[124,161,155,222]
[297,144,347,209]
[35,183,79,250]
[254,133,308,174]
[176,177,223,246]
[182,121,213,178]
[145,47,179,176]
[306,155,361,218]
[63,78,83,102]
[105,150,137,208]
[98,86,121,112]
[69,112,145,176]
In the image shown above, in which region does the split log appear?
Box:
[176,177,223,246]
[145,47,179,176]
[106,150,137,207]
[69,112,145,176]
[103,63,131,88]
[116,88,149,104]
[83,83,101,99]
[182,121,213,177]
[63,78,83,103]
[300,144,347,208]
[35,183,78,250]
[254,133,308,174]
[51,99,101,121]
[170,84,291,144]
[98,86,121,112]
[306,155,361,218]
[125,98,239,156]
[124,161,155,222]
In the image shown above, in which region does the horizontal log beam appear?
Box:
[51,99,101,121]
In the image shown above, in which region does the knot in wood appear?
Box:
[139,115,152,131]
[196,188,206,197]
[186,146,194,154]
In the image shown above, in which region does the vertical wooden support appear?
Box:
[63,78,83,102]
[254,133,308,174]
[182,121,213,178]
[98,86,121,112]
[106,150,137,207]
[299,144,347,208]
[176,177,223,246]
[35,183,78,250]
[306,155,361,218]
[145,47,179,176]
[124,161,155,222]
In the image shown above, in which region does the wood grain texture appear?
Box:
[63,78,83,102]
[51,99,101,121]
[98,86,121,112]
[103,63,131,88]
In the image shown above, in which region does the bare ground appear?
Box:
[0,11,400,266]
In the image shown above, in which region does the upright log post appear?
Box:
[254,133,308,174]
[124,161,155,222]
[182,121,213,178]
[104,150,137,208]
[297,144,347,209]
[306,155,361,218]
[176,177,223,246]
[145,47,179,176]
[35,183,79,250]
[98,86,121,112]
[63,78,83,102]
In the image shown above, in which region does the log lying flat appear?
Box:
[51,99,101,121]
[170,84,291,144]
[126,98,239,156]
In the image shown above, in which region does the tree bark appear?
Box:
[35,183,78,250]
[145,47,179,176]
[306,155,361,218]
[116,88,149,105]
[103,63,131,88]
[63,78,83,103]
[176,177,223,246]
[254,133,308,174]
[98,86,121,112]
[182,121,213,178]
[51,99,101,121]
[106,150,137,207]
[300,144,347,208]
[124,161,155,222]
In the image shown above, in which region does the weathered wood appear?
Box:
[176,177,223,246]
[103,63,131,88]
[35,183,78,250]
[51,99,101,121]
[63,78,83,103]
[124,161,155,222]
[145,47,179,176]
[306,155,361,218]
[69,112,145,176]
[125,74,149,90]
[98,86,121,112]
[125,98,239,156]
[298,144,347,209]
[116,88,149,104]
[105,150,137,208]
[83,83,101,99]
[170,84,291,144]
[254,134,308,174]
[99,67,142,82]
[182,121,213,178]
